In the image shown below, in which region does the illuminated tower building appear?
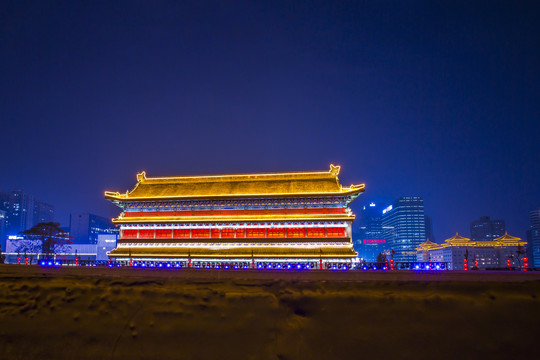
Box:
[382,196,426,262]
[105,165,364,268]
[470,216,505,242]
[527,208,540,268]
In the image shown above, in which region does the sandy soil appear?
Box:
[1,265,539,360]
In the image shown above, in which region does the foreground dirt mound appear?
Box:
[0,266,538,359]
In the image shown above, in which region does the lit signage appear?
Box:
[363,239,386,244]
[369,202,376,207]
[382,205,393,214]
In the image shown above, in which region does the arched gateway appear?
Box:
[105,165,364,269]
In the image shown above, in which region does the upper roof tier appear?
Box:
[105,164,365,201]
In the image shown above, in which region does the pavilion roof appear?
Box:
[494,232,522,242]
[444,232,471,244]
[105,164,364,201]
[416,238,439,251]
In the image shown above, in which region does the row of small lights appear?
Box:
[128,262,349,271]
[36,259,446,271]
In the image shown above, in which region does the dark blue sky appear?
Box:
[1,1,539,241]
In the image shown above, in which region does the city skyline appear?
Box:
[1,1,539,242]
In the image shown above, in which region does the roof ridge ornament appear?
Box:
[329,164,341,176]
[136,171,147,183]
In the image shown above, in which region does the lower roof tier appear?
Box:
[113,213,355,223]
[108,246,357,259]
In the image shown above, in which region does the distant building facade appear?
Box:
[69,213,118,244]
[417,233,527,270]
[470,216,505,242]
[382,196,426,262]
[4,233,118,263]
[527,208,540,268]
[357,202,387,261]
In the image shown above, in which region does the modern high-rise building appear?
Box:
[470,216,505,242]
[382,196,426,262]
[69,213,118,244]
[0,210,6,250]
[527,208,540,268]
[0,190,55,239]
[357,202,387,262]
[34,201,55,224]
[424,215,435,243]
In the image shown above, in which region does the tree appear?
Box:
[0,244,5,264]
[376,252,387,263]
[515,245,526,268]
[21,222,72,259]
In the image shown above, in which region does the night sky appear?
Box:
[1,1,539,241]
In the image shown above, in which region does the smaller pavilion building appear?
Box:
[417,232,527,270]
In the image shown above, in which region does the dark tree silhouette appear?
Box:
[376,252,387,263]
[21,222,72,259]
[515,245,526,268]
[0,244,5,264]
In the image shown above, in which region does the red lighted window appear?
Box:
[267,228,285,238]
[307,228,325,237]
[192,229,210,238]
[247,229,265,238]
[326,227,345,237]
[286,209,305,214]
[221,228,235,238]
[211,229,220,238]
[123,229,138,238]
[156,229,172,238]
[235,229,245,238]
[139,229,155,239]
[287,228,305,238]
[325,208,345,213]
[173,229,190,238]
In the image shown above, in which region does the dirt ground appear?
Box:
[1,265,539,360]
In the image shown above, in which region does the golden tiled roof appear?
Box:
[416,239,439,251]
[420,232,527,250]
[494,232,522,242]
[108,246,357,258]
[105,164,364,201]
[444,233,471,243]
